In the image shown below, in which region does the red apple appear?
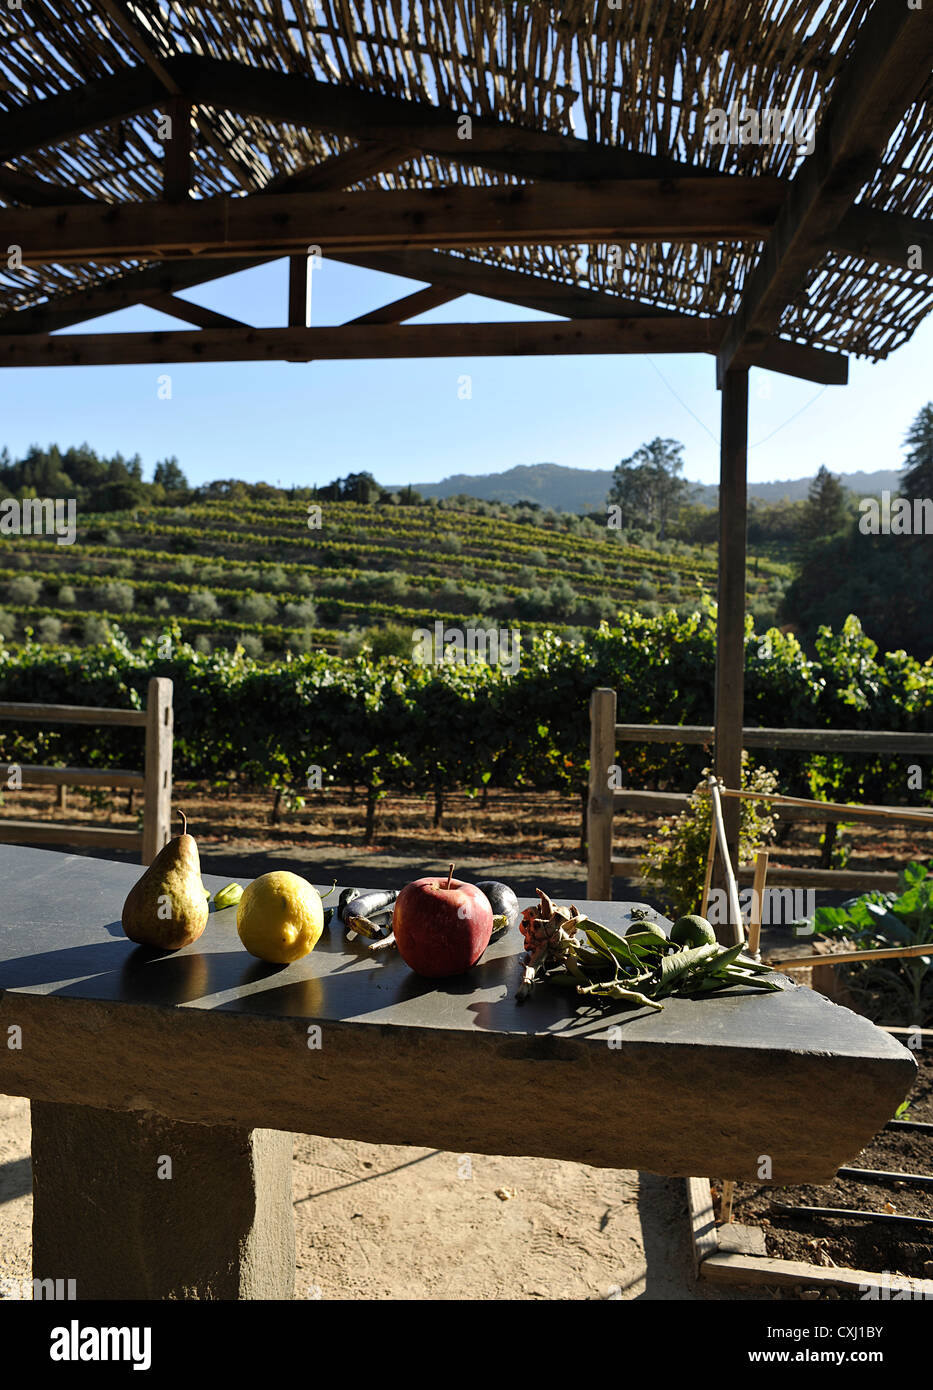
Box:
[393,874,494,978]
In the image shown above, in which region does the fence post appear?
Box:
[587,687,616,900]
[142,677,174,865]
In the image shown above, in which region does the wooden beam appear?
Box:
[0,318,720,369]
[714,368,749,874]
[718,0,933,377]
[162,97,193,202]
[338,252,845,384]
[0,143,415,335]
[0,165,91,207]
[0,68,165,164]
[163,54,718,186]
[140,292,249,330]
[287,256,309,328]
[96,0,180,96]
[5,181,781,265]
[347,285,462,325]
[834,206,933,273]
[0,55,922,275]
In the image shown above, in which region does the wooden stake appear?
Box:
[709,778,745,945]
[720,1179,735,1225]
[700,812,717,918]
[748,850,769,957]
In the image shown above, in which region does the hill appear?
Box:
[0,496,791,659]
[402,463,903,511]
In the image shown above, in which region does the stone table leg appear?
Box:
[31,1102,294,1300]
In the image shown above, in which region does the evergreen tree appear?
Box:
[802,465,848,539]
[902,402,933,499]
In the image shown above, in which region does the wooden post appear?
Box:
[714,367,748,881]
[587,687,616,900]
[162,98,193,202]
[288,255,310,327]
[142,677,173,866]
[56,784,67,811]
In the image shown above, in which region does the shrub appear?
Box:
[193,634,212,654]
[57,585,77,607]
[264,565,288,590]
[37,616,63,643]
[282,600,317,626]
[187,589,221,620]
[0,608,16,639]
[83,615,112,644]
[237,593,276,623]
[286,628,315,655]
[152,596,171,614]
[338,626,365,657]
[367,625,413,659]
[634,576,658,600]
[7,576,41,604]
[641,755,778,918]
[237,633,263,659]
[98,581,134,612]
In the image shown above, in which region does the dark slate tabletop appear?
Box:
[0,844,910,1061]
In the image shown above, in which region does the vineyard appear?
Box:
[4,497,793,657]
[1,607,930,845]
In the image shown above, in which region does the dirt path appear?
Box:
[0,1093,768,1300]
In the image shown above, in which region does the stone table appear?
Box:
[0,846,916,1300]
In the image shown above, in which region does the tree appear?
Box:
[339,471,381,504]
[902,403,933,499]
[609,437,687,539]
[802,466,848,540]
[153,456,188,491]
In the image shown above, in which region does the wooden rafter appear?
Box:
[347,286,462,326]
[3,180,785,264]
[0,318,721,369]
[139,292,249,331]
[339,251,847,385]
[718,0,933,379]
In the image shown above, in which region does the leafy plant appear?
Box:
[640,753,779,918]
[806,861,933,1024]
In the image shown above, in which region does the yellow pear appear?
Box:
[121,811,209,950]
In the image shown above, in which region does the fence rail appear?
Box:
[586,689,932,899]
[0,677,173,865]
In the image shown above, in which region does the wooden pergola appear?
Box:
[2,0,932,861]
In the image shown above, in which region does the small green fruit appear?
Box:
[625,922,667,940]
[671,914,717,947]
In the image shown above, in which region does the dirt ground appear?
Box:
[0,1092,767,1301]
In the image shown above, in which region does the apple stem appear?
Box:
[446,862,455,890]
[179,810,187,836]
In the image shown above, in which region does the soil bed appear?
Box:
[727,1047,932,1288]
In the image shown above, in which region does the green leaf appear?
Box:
[657,942,720,995]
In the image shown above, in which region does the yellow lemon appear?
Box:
[236,871,324,964]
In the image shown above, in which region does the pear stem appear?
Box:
[179,809,187,836]
[446,862,455,890]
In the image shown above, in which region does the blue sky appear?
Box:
[2,255,929,492]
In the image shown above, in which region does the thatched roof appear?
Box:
[0,0,931,366]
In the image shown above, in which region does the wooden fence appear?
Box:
[0,677,173,865]
[586,686,933,899]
